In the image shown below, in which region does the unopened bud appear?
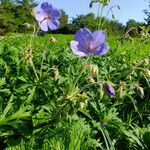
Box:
[112,14,115,20]
[143,59,149,66]
[49,37,57,43]
[23,23,31,29]
[104,82,115,96]
[90,64,99,76]
[30,9,37,16]
[117,5,121,9]
[87,77,95,83]
[27,54,33,64]
[52,68,59,80]
[143,69,150,78]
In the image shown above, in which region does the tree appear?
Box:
[125,19,139,37]
[0,0,37,35]
[59,9,68,28]
[72,13,97,31]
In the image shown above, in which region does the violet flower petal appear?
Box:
[93,44,109,55]
[70,41,88,57]
[39,20,48,32]
[51,8,61,19]
[75,28,92,49]
[48,18,60,30]
[92,30,106,49]
[35,11,45,22]
[41,2,52,13]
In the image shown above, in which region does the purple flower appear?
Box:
[105,83,115,96]
[70,28,109,57]
[35,2,61,31]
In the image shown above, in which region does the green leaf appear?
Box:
[26,86,36,104]
[0,95,13,120]
[0,78,6,87]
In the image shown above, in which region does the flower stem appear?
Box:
[97,1,101,28]
[28,25,39,81]
[30,60,39,81]
[98,5,104,30]
[74,57,90,86]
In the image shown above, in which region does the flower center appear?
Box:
[44,14,50,20]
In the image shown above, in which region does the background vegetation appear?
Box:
[0,0,150,36]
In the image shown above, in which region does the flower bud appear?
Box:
[143,59,149,66]
[87,77,95,83]
[117,5,121,10]
[26,54,33,64]
[112,14,115,20]
[105,82,115,96]
[52,68,59,80]
[90,64,99,76]
[49,37,57,43]
[23,23,31,29]
[30,9,37,16]
[143,69,150,78]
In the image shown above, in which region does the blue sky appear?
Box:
[36,0,149,25]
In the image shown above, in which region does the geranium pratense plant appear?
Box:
[35,2,61,31]
[70,28,109,57]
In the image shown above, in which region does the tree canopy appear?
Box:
[0,0,148,36]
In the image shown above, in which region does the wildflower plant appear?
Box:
[0,0,149,150]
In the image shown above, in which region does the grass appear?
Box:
[0,33,150,150]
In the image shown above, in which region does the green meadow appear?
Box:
[0,33,149,149]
